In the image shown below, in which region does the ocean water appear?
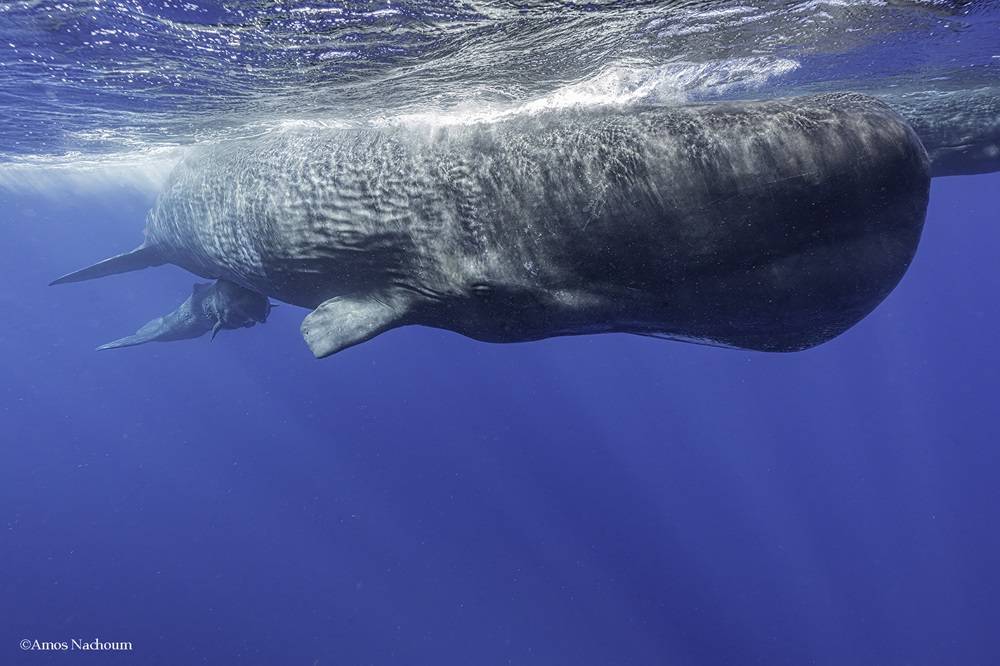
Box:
[2,1,999,664]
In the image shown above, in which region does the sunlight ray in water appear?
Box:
[0,147,185,193]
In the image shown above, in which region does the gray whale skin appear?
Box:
[52,92,931,358]
[887,86,1000,178]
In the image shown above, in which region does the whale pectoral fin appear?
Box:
[301,296,404,359]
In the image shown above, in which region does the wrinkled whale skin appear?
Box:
[56,92,931,357]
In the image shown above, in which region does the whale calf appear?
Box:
[53,92,930,357]
[95,280,272,350]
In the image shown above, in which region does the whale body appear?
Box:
[53,92,930,357]
[886,86,1000,178]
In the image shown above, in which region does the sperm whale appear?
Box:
[885,85,1000,178]
[52,92,930,357]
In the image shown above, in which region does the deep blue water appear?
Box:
[3,1,1000,665]
[3,173,998,664]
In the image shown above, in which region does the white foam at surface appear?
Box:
[387,57,801,127]
[0,57,801,186]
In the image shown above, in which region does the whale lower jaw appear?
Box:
[90,280,273,352]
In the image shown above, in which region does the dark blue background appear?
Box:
[1,173,998,665]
